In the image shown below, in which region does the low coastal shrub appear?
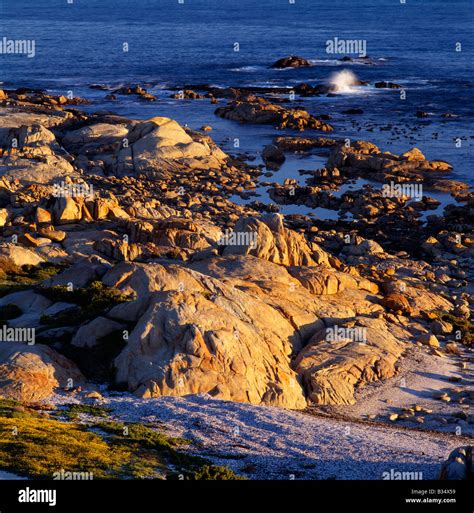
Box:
[435,311,473,346]
[190,465,246,480]
[0,283,29,298]
[10,263,66,284]
[40,281,130,327]
[0,262,65,297]
[0,400,241,480]
[62,404,113,420]
[0,412,137,479]
[0,398,44,420]
[94,421,192,452]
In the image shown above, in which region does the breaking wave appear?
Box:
[329,69,359,93]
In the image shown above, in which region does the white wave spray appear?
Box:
[329,69,359,93]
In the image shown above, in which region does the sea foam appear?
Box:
[329,69,359,93]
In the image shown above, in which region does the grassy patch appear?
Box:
[94,422,243,479]
[62,404,112,421]
[0,412,138,479]
[0,402,243,480]
[95,421,192,452]
[0,283,29,298]
[0,262,65,286]
[0,398,43,420]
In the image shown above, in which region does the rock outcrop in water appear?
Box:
[271,56,311,68]
[326,140,469,193]
[215,95,333,131]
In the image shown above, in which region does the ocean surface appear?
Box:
[1,0,473,204]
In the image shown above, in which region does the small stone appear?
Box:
[84,391,103,400]
[445,342,461,355]
[38,226,67,242]
[419,333,440,348]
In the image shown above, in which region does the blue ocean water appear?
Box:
[0,0,473,189]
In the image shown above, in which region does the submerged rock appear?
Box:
[374,81,402,89]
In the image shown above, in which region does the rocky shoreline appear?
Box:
[0,83,472,480]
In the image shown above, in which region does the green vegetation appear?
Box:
[0,263,129,327]
[435,311,473,346]
[0,399,243,480]
[0,304,22,322]
[0,398,44,420]
[95,421,191,450]
[62,404,112,420]
[190,465,246,480]
[8,263,66,285]
[0,262,65,298]
[0,284,27,298]
[0,410,140,479]
[40,281,130,327]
